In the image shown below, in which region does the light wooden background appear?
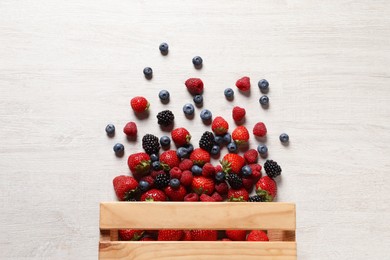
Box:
[1,0,389,259]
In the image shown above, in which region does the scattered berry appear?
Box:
[258,79,269,93]
[159,42,169,53]
[227,174,243,189]
[235,76,250,91]
[150,154,159,162]
[259,95,269,106]
[123,122,137,137]
[183,103,195,115]
[179,159,193,171]
[242,177,255,192]
[264,160,282,179]
[232,106,246,122]
[228,187,249,201]
[191,176,215,195]
[138,180,150,192]
[226,230,247,241]
[158,230,183,241]
[130,96,149,113]
[211,192,223,201]
[143,67,153,79]
[105,124,115,135]
[158,90,170,102]
[214,182,229,195]
[157,110,175,126]
[201,163,215,178]
[257,144,268,156]
[279,133,289,143]
[169,178,180,189]
[192,56,203,67]
[247,230,269,241]
[159,135,171,147]
[200,109,212,121]
[152,161,161,170]
[176,147,189,159]
[185,78,204,95]
[221,153,245,174]
[171,127,191,146]
[113,143,124,154]
[159,150,181,169]
[248,195,266,202]
[140,189,166,201]
[184,193,199,202]
[252,122,267,137]
[119,229,144,241]
[232,126,250,145]
[210,145,220,155]
[215,171,226,182]
[227,142,238,153]
[224,88,234,99]
[211,116,229,135]
[190,230,218,241]
[189,148,210,166]
[200,193,216,202]
[241,165,253,177]
[214,136,224,145]
[142,134,160,155]
[113,175,138,201]
[256,176,277,201]
[223,133,232,144]
[154,173,170,189]
[180,170,194,187]
[191,165,203,176]
[244,149,258,164]
[164,185,186,201]
[199,131,215,152]
[193,94,203,105]
[169,167,182,179]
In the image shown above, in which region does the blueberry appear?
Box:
[185,144,194,153]
[215,171,226,182]
[191,165,203,175]
[113,143,124,154]
[200,109,212,121]
[159,42,169,54]
[169,178,180,189]
[138,180,150,192]
[210,145,220,155]
[279,133,289,143]
[150,154,159,162]
[223,133,232,144]
[143,67,153,79]
[241,165,253,177]
[160,136,171,147]
[258,79,269,93]
[159,90,170,101]
[224,88,234,99]
[227,142,238,153]
[152,161,161,170]
[259,95,269,106]
[183,103,195,115]
[176,147,189,158]
[214,136,224,145]
[257,144,268,156]
[193,95,203,105]
[192,56,203,67]
[105,124,115,136]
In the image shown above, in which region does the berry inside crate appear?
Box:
[99,202,296,259]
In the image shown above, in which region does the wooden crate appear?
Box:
[99,202,296,260]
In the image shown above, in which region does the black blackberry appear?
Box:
[142,134,160,155]
[248,195,266,202]
[199,131,214,152]
[227,174,242,189]
[157,110,174,126]
[154,173,170,189]
[264,160,282,179]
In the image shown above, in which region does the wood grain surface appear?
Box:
[1,0,390,259]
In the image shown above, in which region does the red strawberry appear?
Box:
[164,185,186,201]
[190,230,218,241]
[242,177,255,193]
[182,231,192,241]
[158,230,183,241]
[202,163,215,177]
[190,148,210,166]
[215,182,229,195]
[191,176,215,195]
[185,78,204,95]
[179,159,193,171]
[169,167,182,179]
[247,230,269,241]
[232,106,246,122]
[211,192,223,202]
[171,127,191,146]
[253,122,267,137]
[200,194,216,202]
[160,150,180,169]
[113,175,139,201]
[184,192,199,202]
[221,153,245,174]
[180,170,193,187]
[244,149,258,164]
[256,176,277,201]
[130,96,149,113]
[119,229,144,241]
[211,116,229,135]
[228,188,249,201]
[226,230,247,241]
[127,152,151,175]
[140,189,167,201]
[123,122,137,137]
[232,126,250,145]
[235,76,250,91]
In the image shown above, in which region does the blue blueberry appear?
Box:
[259,95,269,106]
[223,133,232,144]
[257,144,268,156]
[279,133,289,143]
[152,161,161,170]
[138,180,150,192]
[159,90,170,101]
[258,79,269,93]
[227,142,238,153]
[183,103,195,115]
[215,171,226,182]
[214,136,224,145]
[200,109,212,121]
[143,67,153,79]
[241,165,253,177]
[150,154,159,162]
[193,95,203,105]
[160,136,171,147]
[191,165,203,176]
[192,56,203,67]
[210,145,220,155]
[224,88,234,99]
[113,143,124,154]
[105,124,115,136]
[185,144,194,153]
[176,147,189,158]
[159,42,169,53]
[169,178,180,189]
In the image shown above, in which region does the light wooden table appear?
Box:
[1,0,389,259]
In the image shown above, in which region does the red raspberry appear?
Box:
[244,149,258,164]
[214,165,222,173]
[169,167,182,179]
[253,122,267,137]
[179,159,193,171]
[140,175,154,187]
[151,170,165,179]
[214,182,229,195]
[202,163,215,177]
[184,193,199,202]
[200,194,216,202]
[123,122,137,137]
[185,78,204,95]
[211,192,223,202]
[180,170,193,187]
[249,164,262,181]
[235,76,250,91]
[242,177,254,193]
[232,106,246,122]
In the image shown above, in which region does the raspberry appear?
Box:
[232,106,246,122]
[214,182,228,195]
[180,170,193,187]
[214,165,222,173]
[249,164,262,181]
[235,76,250,91]
[253,122,267,137]
[179,159,193,171]
[184,193,199,202]
[202,163,215,178]
[140,176,154,187]
[123,122,137,137]
[185,78,204,95]
[244,149,258,164]
[211,192,223,202]
[200,194,216,202]
[169,167,182,179]
[242,177,254,193]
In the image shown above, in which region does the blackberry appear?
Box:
[264,160,282,179]
[157,110,174,126]
[142,134,160,155]
[227,174,242,189]
[249,195,266,202]
[199,131,214,152]
[154,173,170,189]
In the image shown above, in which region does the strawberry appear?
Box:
[123,121,137,137]
[191,176,215,195]
[242,177,255,193]
[221,153,245,174]
[158,230,183,241]
[200,194,216,202]
[184,193,199,202]
[247,230,269,241]
[164,185,186,201]
[201,163,215,177]
[215,182,228,195]
[211,116,229,135]
[113,175,139,201]
[190,230,218,241]
[140,189,167,201]
[185,78,204,95]
[232,126,250,145]
[130,96,149,113]
[189,148,210,166]
[160,150,180,169]
[235,76,250,91]
[171,127,191,146]
[179,159,193,171]
[256,176,277,201]
[211,192,223,202]
[169,167,182,179]
[119,229,144,241]
[232,106,246,122]
[182,231,192,241]
[180,170,193,187]
[228,188,249,201]
[253,122,267,137]
[226,230,247,241]
[127,152,151,175]
[244,149,258,164]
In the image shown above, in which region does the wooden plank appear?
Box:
[267,230,296,242]
[99,241,297,260]
[100,202,295,230]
